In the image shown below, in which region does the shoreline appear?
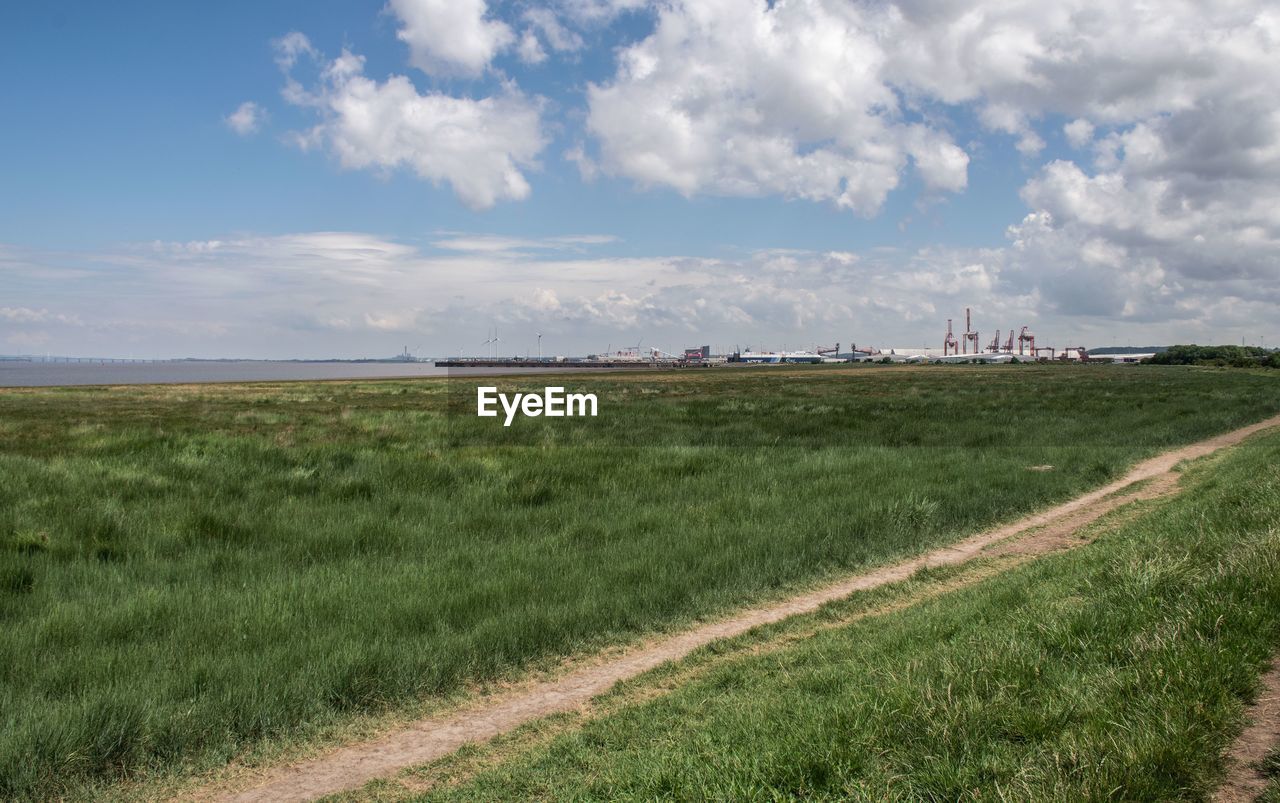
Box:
[0,361,648,388]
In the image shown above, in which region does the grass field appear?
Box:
[1264,749,1280,802]
[2,364,1280,798]
[369,428,1280,801]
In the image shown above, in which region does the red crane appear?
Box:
[987,329,1002,353]
[943,319,959,355]
[1017,326,1035,356]
[962,307,980,355]
[1002,329,1015,353]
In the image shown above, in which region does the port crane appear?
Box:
[962,307,980,355]
[936,307,1083,362]
[1017,326,1036,356]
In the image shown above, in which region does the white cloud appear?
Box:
[882,2,1272,124]
[522,8,585,54]
[903,126,969,194]
[555,0,650,26]
[278,46,546,209]
[1064,119,1094,149]
[517,30,547,65]
[563,144,598,181]
[688,0,1280,327]
[4,228,1277,359]
[995,4,1280,317]
[224,101,264,136]
[49,1,1280,354]
[978,103,1044,155]
[429,233,617,253]
[586,0,968,215]
[273,31,317,70]
[387,0,514,77]
[582,0,1280,225]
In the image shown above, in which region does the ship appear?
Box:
[736,350,824,364]
[737,351,783,364]
[780,351,823,364]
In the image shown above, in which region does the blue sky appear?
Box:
[2,1,1277,358]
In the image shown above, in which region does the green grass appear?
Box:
[409,428,1280,802]
[1262,746,1280,803]
[1,364,1279,798]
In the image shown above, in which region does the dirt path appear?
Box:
[199,413,1280,803]
[1215,660,1280,802]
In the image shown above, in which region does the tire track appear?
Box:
[196,413,1280,803]
[1215,660,1280,802]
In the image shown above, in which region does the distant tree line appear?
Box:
[1144,345,1280,368]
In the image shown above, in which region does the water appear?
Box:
[0,361,574,387]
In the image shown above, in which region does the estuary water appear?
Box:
[0,361,568,388]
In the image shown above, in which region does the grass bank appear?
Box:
[1263,749,1280,802]
[408,428,1280,801]
[1,364,1279,798]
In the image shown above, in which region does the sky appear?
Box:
[1,0,1278,359]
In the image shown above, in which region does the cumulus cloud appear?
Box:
[583,0,1280,226]
[387,0,514,77]
[277,41,546,209]
[882,2,1271,125]
[865,0,1280,329]
[224,101,264,135]
[59,0,1280,352]
[1064,119,1094,149]
[987,6,1280,320]
[979,103,1045,155]
[586,0,969,215]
